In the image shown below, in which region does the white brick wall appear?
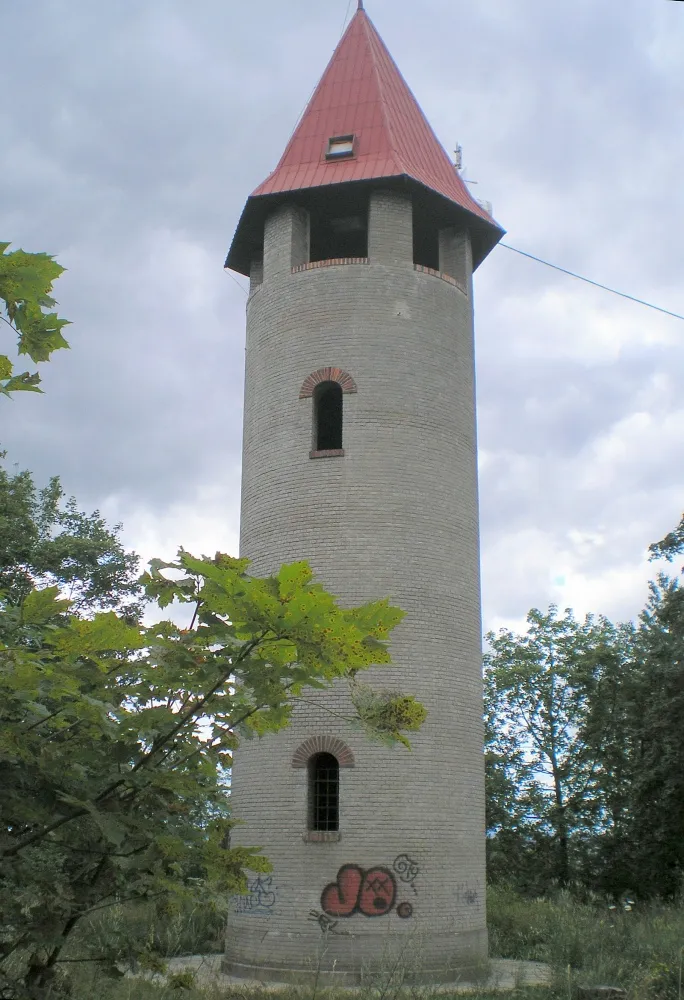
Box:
[225,190,488,984]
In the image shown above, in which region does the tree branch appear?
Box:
[0,314,17,335]
[1,636,280,859]
[23,706,67,733]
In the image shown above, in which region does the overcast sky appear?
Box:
[2,0,683,635]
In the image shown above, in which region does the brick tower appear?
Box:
[224,3,503,985]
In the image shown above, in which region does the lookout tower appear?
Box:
[224,5,503,984]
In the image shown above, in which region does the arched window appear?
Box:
[313,381,343,451]
[308,752,339,831]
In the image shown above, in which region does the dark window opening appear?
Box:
[413,210,439,271]
[309,200,368,262]
[308,752,339,831]
[314,381,343,450]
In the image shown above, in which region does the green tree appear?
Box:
[0,458,143,619]
[624,513,684,898]
[0,243,70,397]
[484,607,631,890]
[484,692,555,894]
[572,617,637,897]
[649,513,684,563]
[0,551,424,997]
[484,519,684,900]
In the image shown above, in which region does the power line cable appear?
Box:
[223,230,683,321]
[499,243,684,323]
[225,269,248,295]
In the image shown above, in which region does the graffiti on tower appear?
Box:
[392,853,420,894]
[307,909,351,936]
[455,882,480,906]
[234,875,278,916]
[320,861,417,920]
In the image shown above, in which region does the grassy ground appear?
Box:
[487,885,684,1000]
[9,888,684,1000]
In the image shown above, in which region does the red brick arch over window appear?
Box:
[291,736,355,768]
[299,368,358,400]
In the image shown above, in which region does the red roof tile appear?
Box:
[252,8,494,227]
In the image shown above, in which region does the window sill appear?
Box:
[310,449,345,459]
[303,831,341,843]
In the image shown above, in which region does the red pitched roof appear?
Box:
[253,8,494,224]
[226,7,503,274]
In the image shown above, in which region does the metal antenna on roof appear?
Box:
[454,141,479,187]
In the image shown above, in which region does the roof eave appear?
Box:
[225,176,505,276]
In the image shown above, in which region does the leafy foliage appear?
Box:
[484,607,633,888]
[649,512,684,563]
[626,528,684,898]
[484,513,684,901]
[0,549,419,997]
[349,681,427,748]
[0,242,70,397]
[0,458,143,619]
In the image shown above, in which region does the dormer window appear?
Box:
[326,135,355,160]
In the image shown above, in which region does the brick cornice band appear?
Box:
[414,263,464,290]
[291,736,355,768]
[292,258,369,273]
[299,368,358,399]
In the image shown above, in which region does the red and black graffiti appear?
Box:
[321,865,395,917]
[321,864,412,919]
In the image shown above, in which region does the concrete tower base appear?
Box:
[223,927,489,986]
[135,956,553,993]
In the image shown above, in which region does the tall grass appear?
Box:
[488,884,684,999]
[0,900,226,999]
[76,899,226,960]
[9,888,682,999]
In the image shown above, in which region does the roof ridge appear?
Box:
[360,12,402,175]
[364,14,462,189]
[262,14,360,184]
